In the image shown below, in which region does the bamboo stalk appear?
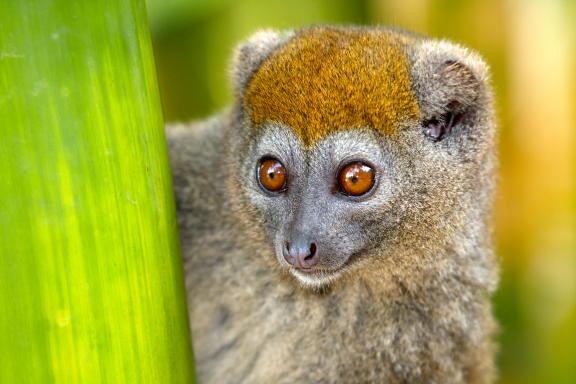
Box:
[0,1,195,382]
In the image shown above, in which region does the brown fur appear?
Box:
[245,27,420,146]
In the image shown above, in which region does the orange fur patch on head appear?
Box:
[245,27,420,146]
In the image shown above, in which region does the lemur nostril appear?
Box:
[283,242,296,266]
[305,243,317,261]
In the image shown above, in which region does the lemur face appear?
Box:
[244,125,412,287]
[233,27,493,288]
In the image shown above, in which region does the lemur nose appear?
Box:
[283,241,318,269]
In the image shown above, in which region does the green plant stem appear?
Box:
[0,1,195,382]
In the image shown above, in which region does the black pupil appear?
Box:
[351,175,358,183]
[268,171,275,179]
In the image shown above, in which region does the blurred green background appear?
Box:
[145,0,576,382]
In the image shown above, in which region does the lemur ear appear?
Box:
[231,29,292,94]
[411,41,491,141]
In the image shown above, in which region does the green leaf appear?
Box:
[0,1,195,382]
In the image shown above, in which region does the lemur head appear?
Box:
[228,26,495,289]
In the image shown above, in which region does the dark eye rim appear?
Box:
[335,159,379,200]
[256,155,288,195]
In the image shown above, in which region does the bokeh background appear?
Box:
[145,0,576,382]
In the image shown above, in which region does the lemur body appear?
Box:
[168,26,498,383]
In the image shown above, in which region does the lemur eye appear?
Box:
[338,162,375,197]
[258,158,287,193]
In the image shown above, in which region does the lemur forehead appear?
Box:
[245,27,420,146]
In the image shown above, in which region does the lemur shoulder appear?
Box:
[167,25,499,384]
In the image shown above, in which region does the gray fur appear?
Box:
[231,29,294,94]
[168,26,498,383]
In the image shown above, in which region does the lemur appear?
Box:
[167,26,498,383]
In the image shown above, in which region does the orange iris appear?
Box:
[338,162,375,196]
[258,158,287,192]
